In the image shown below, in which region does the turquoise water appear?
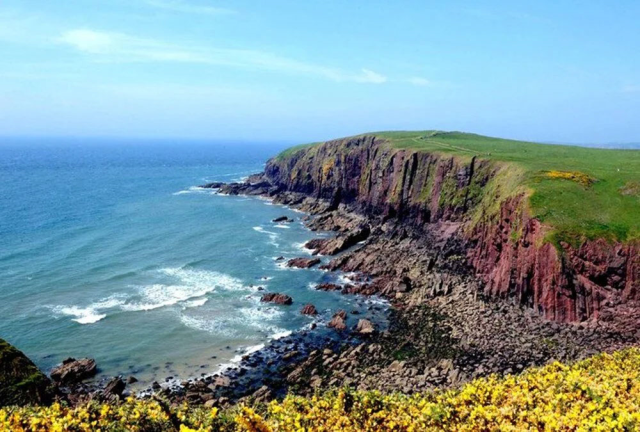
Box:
[0,139,380,386]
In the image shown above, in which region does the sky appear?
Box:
[0,0,639,144]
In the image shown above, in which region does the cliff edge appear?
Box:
[262,132,639,323]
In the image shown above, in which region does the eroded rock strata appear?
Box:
[222,135,638,324]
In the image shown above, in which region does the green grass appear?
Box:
[279,131,640,245]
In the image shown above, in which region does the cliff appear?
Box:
[262,133,639,323]
[0,338,54,407]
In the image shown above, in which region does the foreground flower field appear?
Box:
[3,348,640,431]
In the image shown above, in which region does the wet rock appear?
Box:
[199,182,224,189]
[315,283,342,291]
[261,293,293,305]
[272,216,293,223]
[287,257,321,268]
[50,358,97,384]
[127,376,138,384]
[328,311,347,331]
[300,304,318,315]
[354,319,376,335]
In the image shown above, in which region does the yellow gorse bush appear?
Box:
[3,348,640,431]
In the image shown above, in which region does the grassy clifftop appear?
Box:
[277,131,640,245]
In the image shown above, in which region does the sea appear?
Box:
[0,138,385,387]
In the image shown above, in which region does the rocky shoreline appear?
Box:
[143,180,638,408]
[4,175,638,410]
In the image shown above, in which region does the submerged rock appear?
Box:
[0,338,54,407]
[272,216,293,223]
[50,357,97,384]
[260,293,293,305]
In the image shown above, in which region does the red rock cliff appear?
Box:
[264,136,639,323]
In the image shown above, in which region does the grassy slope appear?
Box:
[277,131,640,245]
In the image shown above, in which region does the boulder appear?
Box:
[328,310,347,331]
[0,338,54,407]
[50,358,97,384]
[306,225,370,255]
[287,257,321,268]
[300,304,318,315]
[355,319,376,335]
[102,377,126,398]
[261,293,293,305]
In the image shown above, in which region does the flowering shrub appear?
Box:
[3,348,640,431]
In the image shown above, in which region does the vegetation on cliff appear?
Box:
[0,339,53,408]
[4,348,640,431]
[277,131,639,245]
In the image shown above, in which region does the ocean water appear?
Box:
[0,138,383,386]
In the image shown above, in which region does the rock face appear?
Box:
[0,338,54,407]
[259,136,639,323]
[50,358,97,384]
[287,257,321,269]
[260,293,293,305]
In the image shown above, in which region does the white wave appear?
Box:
[239,305,284,323]
[252,226,280,247]
[274,224,290,229]
[161,267,244,291]
[55,306,107,324]
[271,330,292,340]
[183,298,208,309]
[179,315,239,337]
[337,272,357,285]
[292,242,313,255]
[263,201,273,206]
[173,186,206,196]
[123,268,244,311]
[52,295,126,325]
[231,343,266,363]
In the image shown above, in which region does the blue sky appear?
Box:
[0,1,639,143]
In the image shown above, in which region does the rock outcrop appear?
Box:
[50,358,97,384]
[0,338,54,407]
[260,293,293,305]
[300,304,318,315]
[255,136,638,323]
[286,257,321,269]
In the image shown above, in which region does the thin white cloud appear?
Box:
[58,28,388,84]
[354,69,387,84]
[144,0,234,16]
[622,85,640,93]
[408,77,430,86]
